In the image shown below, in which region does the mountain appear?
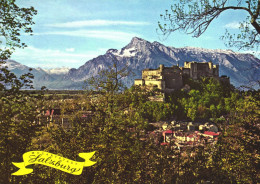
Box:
[2,37,260,89]
[1,60,84,90]
[1,60,50,89]
[66,37,260,89]
[43,67,71,75]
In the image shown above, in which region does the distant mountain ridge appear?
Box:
[3,37,260,89]
[66,37,260,89]
[1,60,81,90]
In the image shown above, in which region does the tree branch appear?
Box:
[159,0,260,50]
[215,5,260,34]
[215,6,253,17]
[251,21,260,34]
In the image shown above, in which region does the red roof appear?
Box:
[45,110,50,116]
[45,109,55,116]
[82,114,87,118]
[204,131,219,136]
[160,142,169,146]
[163,130,174,134]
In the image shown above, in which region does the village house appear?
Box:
[38,109,93,129]
[149,120,220,150]
[162,130,174,142]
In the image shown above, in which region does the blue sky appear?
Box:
[11,0,251,69]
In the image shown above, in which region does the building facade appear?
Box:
[134,61,227,91]
[181,61,219,79]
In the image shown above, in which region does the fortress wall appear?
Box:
[135,61,221,91]
[142,70,162,80]
[145,80,164,89]
[162,68,183,89]
[134,79,144,86]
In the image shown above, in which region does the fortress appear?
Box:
[134,61,229,92]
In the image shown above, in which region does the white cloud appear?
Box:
[35,30,140,42]
[65,48,75,52]
[224,22,240,29]
[43,67,71,74]
[10,46,100,69]
[45,20,150,28]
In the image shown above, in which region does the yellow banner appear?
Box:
[12,151,96,175]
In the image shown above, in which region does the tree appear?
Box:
[210,93,259,183]
[85,55,132,114]
[85,55,130,94]
[0,69,45,183]
[24,62,180,183]
[0,0,37,60]
[0,1,39,183]
[158,0,260,50]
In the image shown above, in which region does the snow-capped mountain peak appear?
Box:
[43,67,71,75]
[1,60,28,70]
[111,46,137,57]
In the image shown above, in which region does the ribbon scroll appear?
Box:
[12,151,96,175]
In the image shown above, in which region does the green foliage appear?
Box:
[210,94,259,183]
[138,101,176,122]
[13,70,258,183]
[0,0,37,60]
[0,1,42,183]
[173,77,233,121]
[0,69,45,183]
[2,0,258,183]
[85,58,130,94]
[27,82,178,183]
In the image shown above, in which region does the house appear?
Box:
[41,109,93,129]
[187,134,196,142]
[174,132,186,142]
[187,122,195,131]
[162,130,174,142]
[202,131,220,139]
